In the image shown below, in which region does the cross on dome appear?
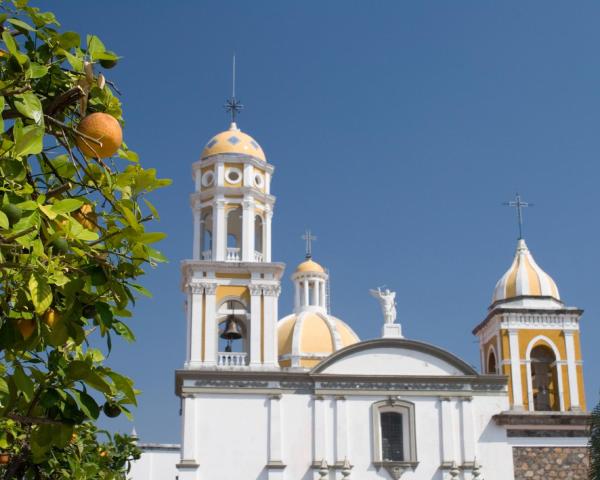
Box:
[503,193,533,239]
[302,229,317,259]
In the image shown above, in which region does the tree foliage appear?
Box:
[0,1,170,478]
[591,399,600,480]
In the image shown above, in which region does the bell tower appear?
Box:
[181,116,284,370]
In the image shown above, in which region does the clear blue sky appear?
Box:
[38,1,600,442]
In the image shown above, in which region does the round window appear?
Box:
[254,173,265,188]
[225,168,242,184]
[201,170,214,187]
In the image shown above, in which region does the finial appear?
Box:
[301,229,317,259]
[503,193,533,240]
[224,54,243,124]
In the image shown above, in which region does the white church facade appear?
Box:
[129,113,590,480]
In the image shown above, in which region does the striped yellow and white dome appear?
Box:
[201,122,266,162]
[492,239,560,305]
[277,312,359,369]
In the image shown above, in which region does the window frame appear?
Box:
[372,399,418,473]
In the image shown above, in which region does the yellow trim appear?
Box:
[277,317,295,357]
[505,259,519,298]
[216,285,249,306]
[524,257,541,296]
[215,273,251,279]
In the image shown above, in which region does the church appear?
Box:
[128,106,591,479]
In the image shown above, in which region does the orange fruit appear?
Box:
[0,453,9,465]
[99,450,108,457]
[75,112,122,158]
[16,318,35,339]
[43,308,59,328]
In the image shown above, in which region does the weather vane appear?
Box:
[224,54,243,123]
[503,193,533,240]
[301,229,317,259]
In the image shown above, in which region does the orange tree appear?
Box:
[0,1,170,478]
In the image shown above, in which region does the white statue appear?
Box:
[369,287,397,325]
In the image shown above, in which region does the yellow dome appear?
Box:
[492,239,560,304]
[201,123,266,162]
[277,311,359,368]
[295,259,325,274]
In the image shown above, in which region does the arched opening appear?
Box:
[487,348,497,374]
[530,344,560,411]
[217,299,249,366]
[226,207,242,261]
[200,210,212,259]
[254,215,264,261]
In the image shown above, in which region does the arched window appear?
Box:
[217,300,249,366]
[372,399,417,474]
[487,348,497,374]
[530,345,560,411]
[226,207,242,260]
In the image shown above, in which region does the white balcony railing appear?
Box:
[201,250,212,260]
[254,251,264,262]
[217,352,248,367]
[226,247,241,262]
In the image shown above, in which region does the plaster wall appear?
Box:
[128,448,179,480]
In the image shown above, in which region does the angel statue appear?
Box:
[369,287,397,325]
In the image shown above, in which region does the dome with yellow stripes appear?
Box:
[277,312,359,369]
[492,239,560,305]
[201,122,266,162]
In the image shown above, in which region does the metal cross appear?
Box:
[503,193,533,239]
[224,55,243,123]
[302,229,317,259]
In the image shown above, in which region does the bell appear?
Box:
[220,316,242,340]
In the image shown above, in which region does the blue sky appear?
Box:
[38,1,600,442]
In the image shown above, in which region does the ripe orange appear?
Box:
[75,112,122,158]
[43,308,59,328]
[0,453,9,465]
[16,318,35,339]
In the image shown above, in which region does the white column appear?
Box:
[214,197,226,261]
[265,208,273,262]
[192,208,201,260]
[249,285,262,366]
[460,398,476,465]
[243,163,253,187]
[564,331,580,410]
[314,281,320,307]
[294,282,300,312]
[526,360,534,411]
[181,396,198,463]
[303,279,310,306]
[203,284,217,366]
[188,285,203,366]
[268,395,283,465]
[440,397,455,466]
[320,281,326,308]
[216,161,225,186]
[335,396,348,464]
[185,295,192,364]
[313,396,327,465]
[265,172,271,194]
[508,329,524,410]
[242,197,255,262]
[263,286,280,367]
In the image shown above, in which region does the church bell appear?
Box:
[220,316,243,341]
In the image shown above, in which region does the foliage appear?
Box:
[591,399,600,480]
[0,1,170,478]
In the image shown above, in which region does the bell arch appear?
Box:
[487,345,498,374]
[525,336,564,411]
[216,299,250,365]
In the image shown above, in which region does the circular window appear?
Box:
[225,167,242,184]
[201,170,214,187]
[254,172,265,188]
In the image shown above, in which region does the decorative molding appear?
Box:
[373,462,418,480]
[199,282,217,295]
[262,285,281,297]
[265,461,286,470]
[193,379,270,389]
[187,283,204,295]
[248,284,263,296]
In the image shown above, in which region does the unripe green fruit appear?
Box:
[2,203,22,225]
[103,402,121,418]
[99,58,117,69]
[90,266,107,286]
[52,238,69,253]
[82,304,97,318]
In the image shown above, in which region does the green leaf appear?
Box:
[28,272,53,315]
[14,92,43,123]
[120,206,139,229]
[7,18,35,31]
[143,198,159,220]
[29,62,48,79]
[66,360,90,381]
[58,31,80,50]
[72,389,100,419]
[137,232,166,244]
[14,124,44,156]
[38,204,57,220]
[107,371,137,406]
[86,34,106,60]
[86,371,112,395]
[13,365,34,401]
[52,198,83,214]
[0,210,8,229]
[2,31,18,56]
[0,96,5,132]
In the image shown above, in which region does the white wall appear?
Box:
[128,445,180,480]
